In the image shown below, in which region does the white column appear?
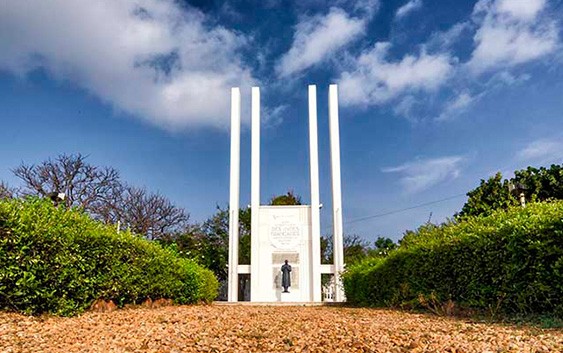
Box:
[250,87,261,302]
[228,87,241,302]
[328,84,345,302]
[308,85,322,302]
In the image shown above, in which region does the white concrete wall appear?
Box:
[252,205,312,302]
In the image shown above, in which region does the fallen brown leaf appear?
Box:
[0,305,561,353]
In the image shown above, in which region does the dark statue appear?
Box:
[281,260,291,293]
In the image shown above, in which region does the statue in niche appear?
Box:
[281,260,292,293]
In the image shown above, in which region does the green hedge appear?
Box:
[343,201,563,315]
[0,198,218,316]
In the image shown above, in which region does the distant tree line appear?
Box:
[7,154,557,286]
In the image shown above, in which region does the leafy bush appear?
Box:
[0,198,218,316]
[343,201,563,316]
[458,164,563,218]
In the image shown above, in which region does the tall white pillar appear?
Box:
[308,85,322,302]
[250,87,261,302]
[228,88,241,302]
[328,84,345,302]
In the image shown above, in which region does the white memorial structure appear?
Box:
[227,84,345,302]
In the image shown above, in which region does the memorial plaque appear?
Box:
[269,212,301,249]
[272,252,299,264]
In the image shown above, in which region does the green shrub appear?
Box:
[0,198,218,316]
[343,201,563,316]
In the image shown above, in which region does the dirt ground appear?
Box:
[1,304,562,353]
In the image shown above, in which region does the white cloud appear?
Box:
[337,0,558,119]
[0,1,256,130]
[517,139,563,164]
[488,70,531,86]
[262,104,288,127]
[435,92,477,121]
[338,43,454,106]
[352,0,380,17]
[393,95,418,118]
[396,0,423,19]
[383,156,465,193]
[276,8,366,78]
[468,0,558,73]
[495,0,546,21]
[426,22,471,51]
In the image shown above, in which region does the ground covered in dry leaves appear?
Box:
[1,304,562,352]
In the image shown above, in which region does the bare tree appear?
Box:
[0,181,14,199]
[12,153,189,239]
[115,185,189,240]
[13,153,122,219]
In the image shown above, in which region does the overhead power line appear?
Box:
[342,193,467,226]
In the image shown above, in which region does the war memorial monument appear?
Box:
[227,85,345,302]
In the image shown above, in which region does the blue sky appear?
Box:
[1,0,563,242]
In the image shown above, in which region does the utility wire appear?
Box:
[345,193,467,225]
[321,193,467,230]
[345,193,466,224]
